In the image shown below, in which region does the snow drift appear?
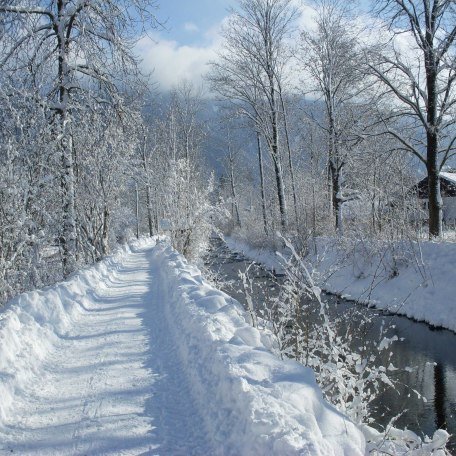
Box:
[0,237,366,455]
[153,242,365,455]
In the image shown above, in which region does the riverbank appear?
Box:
[214,237,454,454]
[225,235,456,333]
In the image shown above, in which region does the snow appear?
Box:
[440,171,456,186]
[0,237,365,455]
[225,235,456,333]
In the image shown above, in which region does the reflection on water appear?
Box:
[435,363,446,430]
[336,299,456,452]
[206,241,456,453]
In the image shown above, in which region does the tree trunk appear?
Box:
[427,152,443,238]
[280,92,299,228]
[426,54,443,238]
[146,185,154,237]
[60,127,77,277]
[268,65,287,232]
[257,132,269,236]
[141,136,154,237]
[329,161,342,233]
[327,88,343,233]
[135,182,140,239]
[101,207,110,255]
[272,151,288,233]
[229,145,241,228]
[57,0,77,277]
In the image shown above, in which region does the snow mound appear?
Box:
[153,242,365,455]
[311,239,456,333]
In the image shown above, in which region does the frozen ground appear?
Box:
[225,235,456,333]
[0,238,365,455]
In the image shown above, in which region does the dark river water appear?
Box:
[205,240,456,453]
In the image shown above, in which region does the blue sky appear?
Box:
[136,1,237,91]
[156,0,235,46]
[137,0,375,92]
[154,0,372,45]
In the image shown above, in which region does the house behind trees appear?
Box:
[414,172,456,224]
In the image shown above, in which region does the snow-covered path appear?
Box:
[0,246,212,455]
[0,239,366,455]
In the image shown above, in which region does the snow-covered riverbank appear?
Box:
[0,237,365,455]
[225,235,456,333]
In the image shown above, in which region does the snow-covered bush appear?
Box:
[364,425,450,455]
[328,235,429,291]
[140,84,229,264]
[74,105,141,262]
[0,85,61,304]
[166,160,227,262]
[267,237,399,424]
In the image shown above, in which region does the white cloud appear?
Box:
[136,34,219,92]
[183,22,199,33]
[134,3,319,94]
[135,2,393,95]
[293,0,318,33]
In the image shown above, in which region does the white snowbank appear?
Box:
[224,236,452,453]
[153,242,366,455]
[225,236,456,333]
[313,238,456,333]
[0,237,366,455]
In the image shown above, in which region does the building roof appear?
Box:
[414,172,456,198]
[440,172,456,186]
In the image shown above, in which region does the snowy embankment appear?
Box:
[158,244,365,455]
[225,236,456,333]
[0,237,365,455]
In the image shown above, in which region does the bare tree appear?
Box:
[171,81,205,162]
[217,118,243,229]
[74,104,141,260]
[299,0,369,233]
[370,0,456,238]
[139,131,156,237]
[208,0,298,232]
[256,129,270,235]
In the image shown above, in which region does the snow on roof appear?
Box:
[440,172,456,186]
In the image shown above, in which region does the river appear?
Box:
[205,240,456,453]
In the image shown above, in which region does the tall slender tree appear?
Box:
[299,0,369,233]
[370,0,456,238]
[208,0,298,232]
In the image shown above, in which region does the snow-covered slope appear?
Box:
[0,237,365,455]
[225,236,456,333]
[313,239,456,332]
[157,243,365,455]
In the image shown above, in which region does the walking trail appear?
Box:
[1,244,213,455]
[0,239,365,455]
